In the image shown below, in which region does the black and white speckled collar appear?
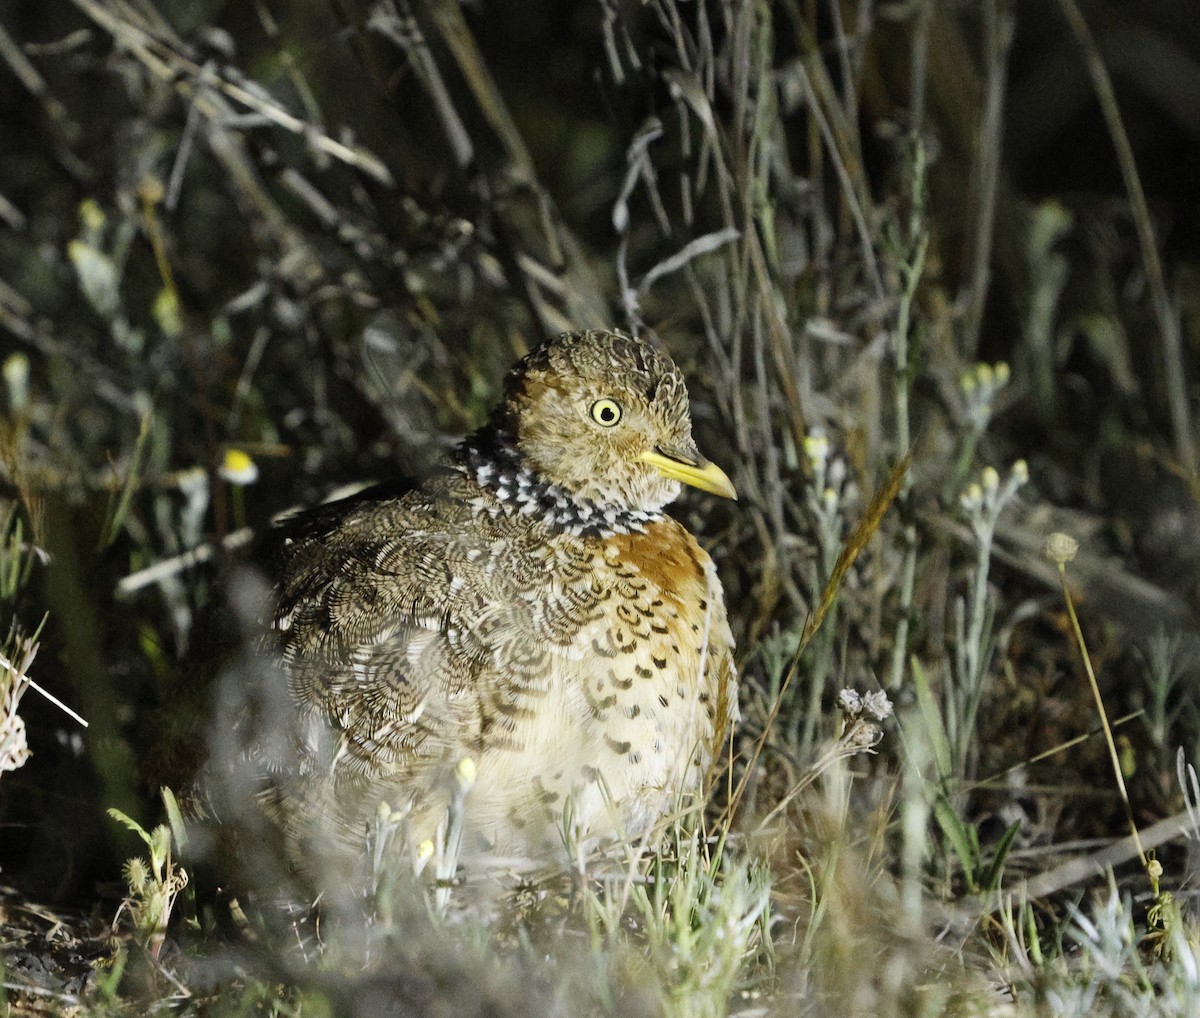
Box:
[458,427,662,538]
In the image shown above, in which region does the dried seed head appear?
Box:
[1044,532,1079,565]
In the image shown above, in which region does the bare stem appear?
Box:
[1056,560,1146,871]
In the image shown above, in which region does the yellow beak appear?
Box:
[639,447,738,500]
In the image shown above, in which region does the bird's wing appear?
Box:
[272,488,503,781]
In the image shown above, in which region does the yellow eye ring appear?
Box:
[590,398,623,427]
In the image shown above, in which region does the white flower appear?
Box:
[836,688,863,718]
[863,690,894,721]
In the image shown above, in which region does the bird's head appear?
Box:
[495,330,736,515]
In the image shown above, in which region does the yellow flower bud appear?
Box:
[219,448,259,485]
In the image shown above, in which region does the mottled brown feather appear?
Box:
[262,330,737,869]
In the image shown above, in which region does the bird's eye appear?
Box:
[590,398,623,427]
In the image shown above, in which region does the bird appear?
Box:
[261,329,738,875]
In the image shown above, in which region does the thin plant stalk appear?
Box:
[1047,533,1148,874]
[1055,0,1194,475]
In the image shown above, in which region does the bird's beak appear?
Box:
[639,446,738,500]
